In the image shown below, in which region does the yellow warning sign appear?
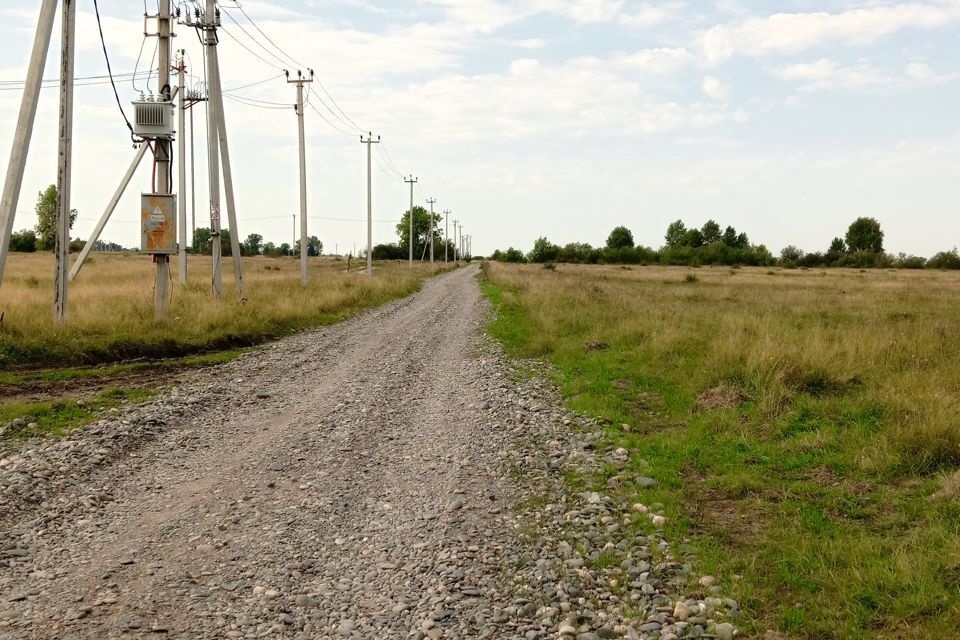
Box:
[141,193,177,255]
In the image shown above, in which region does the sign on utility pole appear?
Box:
[287,69,314,286]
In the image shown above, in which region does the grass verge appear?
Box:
[483,262,960,640]
[0,254,451,369]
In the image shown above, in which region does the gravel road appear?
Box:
[0,265,739,640]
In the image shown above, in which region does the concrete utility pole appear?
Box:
[0,0,57,290]
[361,133,380,276]
[292,214,296,253]
[452,219,458,262]
[404,175,417,266]
[177,51,188,284]
[190,90,196,248]
[288,69,313,286]
[202,1,223,297]
[153,0,173,320]
[426,198,436,264]
[53,0,76,324]
[444,210,450,263]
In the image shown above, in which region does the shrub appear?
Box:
[927,249,960,270]
[9,229,37,253]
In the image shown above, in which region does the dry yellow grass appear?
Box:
[0,252,448,367]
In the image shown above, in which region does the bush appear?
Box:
[371,243,405,260]
[9,229,37,252]
[927,249,960,270]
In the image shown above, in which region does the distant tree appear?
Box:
[193,227,212,254]
[701,220,722,244]
[736,232,750,249]
[684,228,704,248]
[372,243,404,260]
[606,226,634,250]
[34,184,77,250]
[829,237,846,254]
[9,229,37,252]
[780,245,804,263]
[498,247,526,263]
[665,220,687,247]
[845,217,884,253]
[278,242,291,256]
[243,233,263,256]
[927,249,960,270]
[528,237,561,263]
[722,225,738,247]
[396,206,441,258]
[68,238,85,253]
[221,229,232,257]
[262,241,279,257]
[308,236,323,257]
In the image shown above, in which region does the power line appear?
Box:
[92,0,135,138]
[218,24,284,71]
[305,98,359,137]
[219,9,290,70]
[222,72,285,93]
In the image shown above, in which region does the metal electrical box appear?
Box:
[132,99,175,139]
[141,194,177,255]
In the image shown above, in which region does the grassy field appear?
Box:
[483,262,960,640]
[0,252,449,369]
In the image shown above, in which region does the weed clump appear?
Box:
[684,274,699,284]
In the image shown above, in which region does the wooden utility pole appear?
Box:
[177,51,188,283]
[154,0,173,320]
[53,0,76,324]
[426,198,436,263]
[404,175,417,266]
[288,70,313,286]
[0,0,57,290]
[361,133,380,276]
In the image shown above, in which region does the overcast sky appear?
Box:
[1,0,958,257]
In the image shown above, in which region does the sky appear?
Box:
[1,0,959,258]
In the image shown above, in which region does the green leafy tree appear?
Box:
[736,232,749,249]
[396,206,441,258]
[829,237,846,254]
[701,219,722,244]
[665,220,687,247]
[528,237,561,263]
[308,236,323,257]
[503,247,527,263]
[243,233,263,256]
[722,225,738,247]
[34,184,77,250]
[685,228,704,248]
[606,226,634,250]
[278,242,291,256]
[780,245,804,263]
[220,229,232,257]
[845,217,884,253]
[9,229,37,252]
[262,241,279,257]
[193,227,212,254]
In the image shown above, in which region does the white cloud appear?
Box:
[699,2,960,65]
[905,61,935,80]
[702,75,729,99]
[509,58,540,76]
[615,48,692,74]
[775,57,955,92]
[566,0,625,24]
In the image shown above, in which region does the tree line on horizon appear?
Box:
[490,217,960,270]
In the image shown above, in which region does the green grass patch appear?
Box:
[483,263,960,640]
[1,387,159,442]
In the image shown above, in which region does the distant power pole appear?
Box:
[53,0,76,324]
[426,197,436,263]
[361,133,380,276]
[443,210,451,263]
[292,214,296,254]
[453,219,459,262]
[287,69,313,286]
[404,175,418,266]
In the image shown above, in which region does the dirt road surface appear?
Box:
[0,265,735,640]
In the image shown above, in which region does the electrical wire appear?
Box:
[93,0,135,139]
[218,24,284,71]
[224,94,291,110]
[305,99,359,137]
[222,73,284,93]
[236,3,306,69]
[219,10,289,69]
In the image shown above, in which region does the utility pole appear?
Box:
[361,133,380,276]
[426,198,436,264]
[177,51,187,284]
[152,0,173,320]
[201,2,222,297]
[292,214,296,254]
[453,219,458,262]
[287,69,313,286]
[190,88,196,249]
[53,0,76,324]
[0,0,57,290]
[404,175,418,266]
[444,210,450,263]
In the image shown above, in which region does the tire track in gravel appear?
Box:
[0,264,532,639]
